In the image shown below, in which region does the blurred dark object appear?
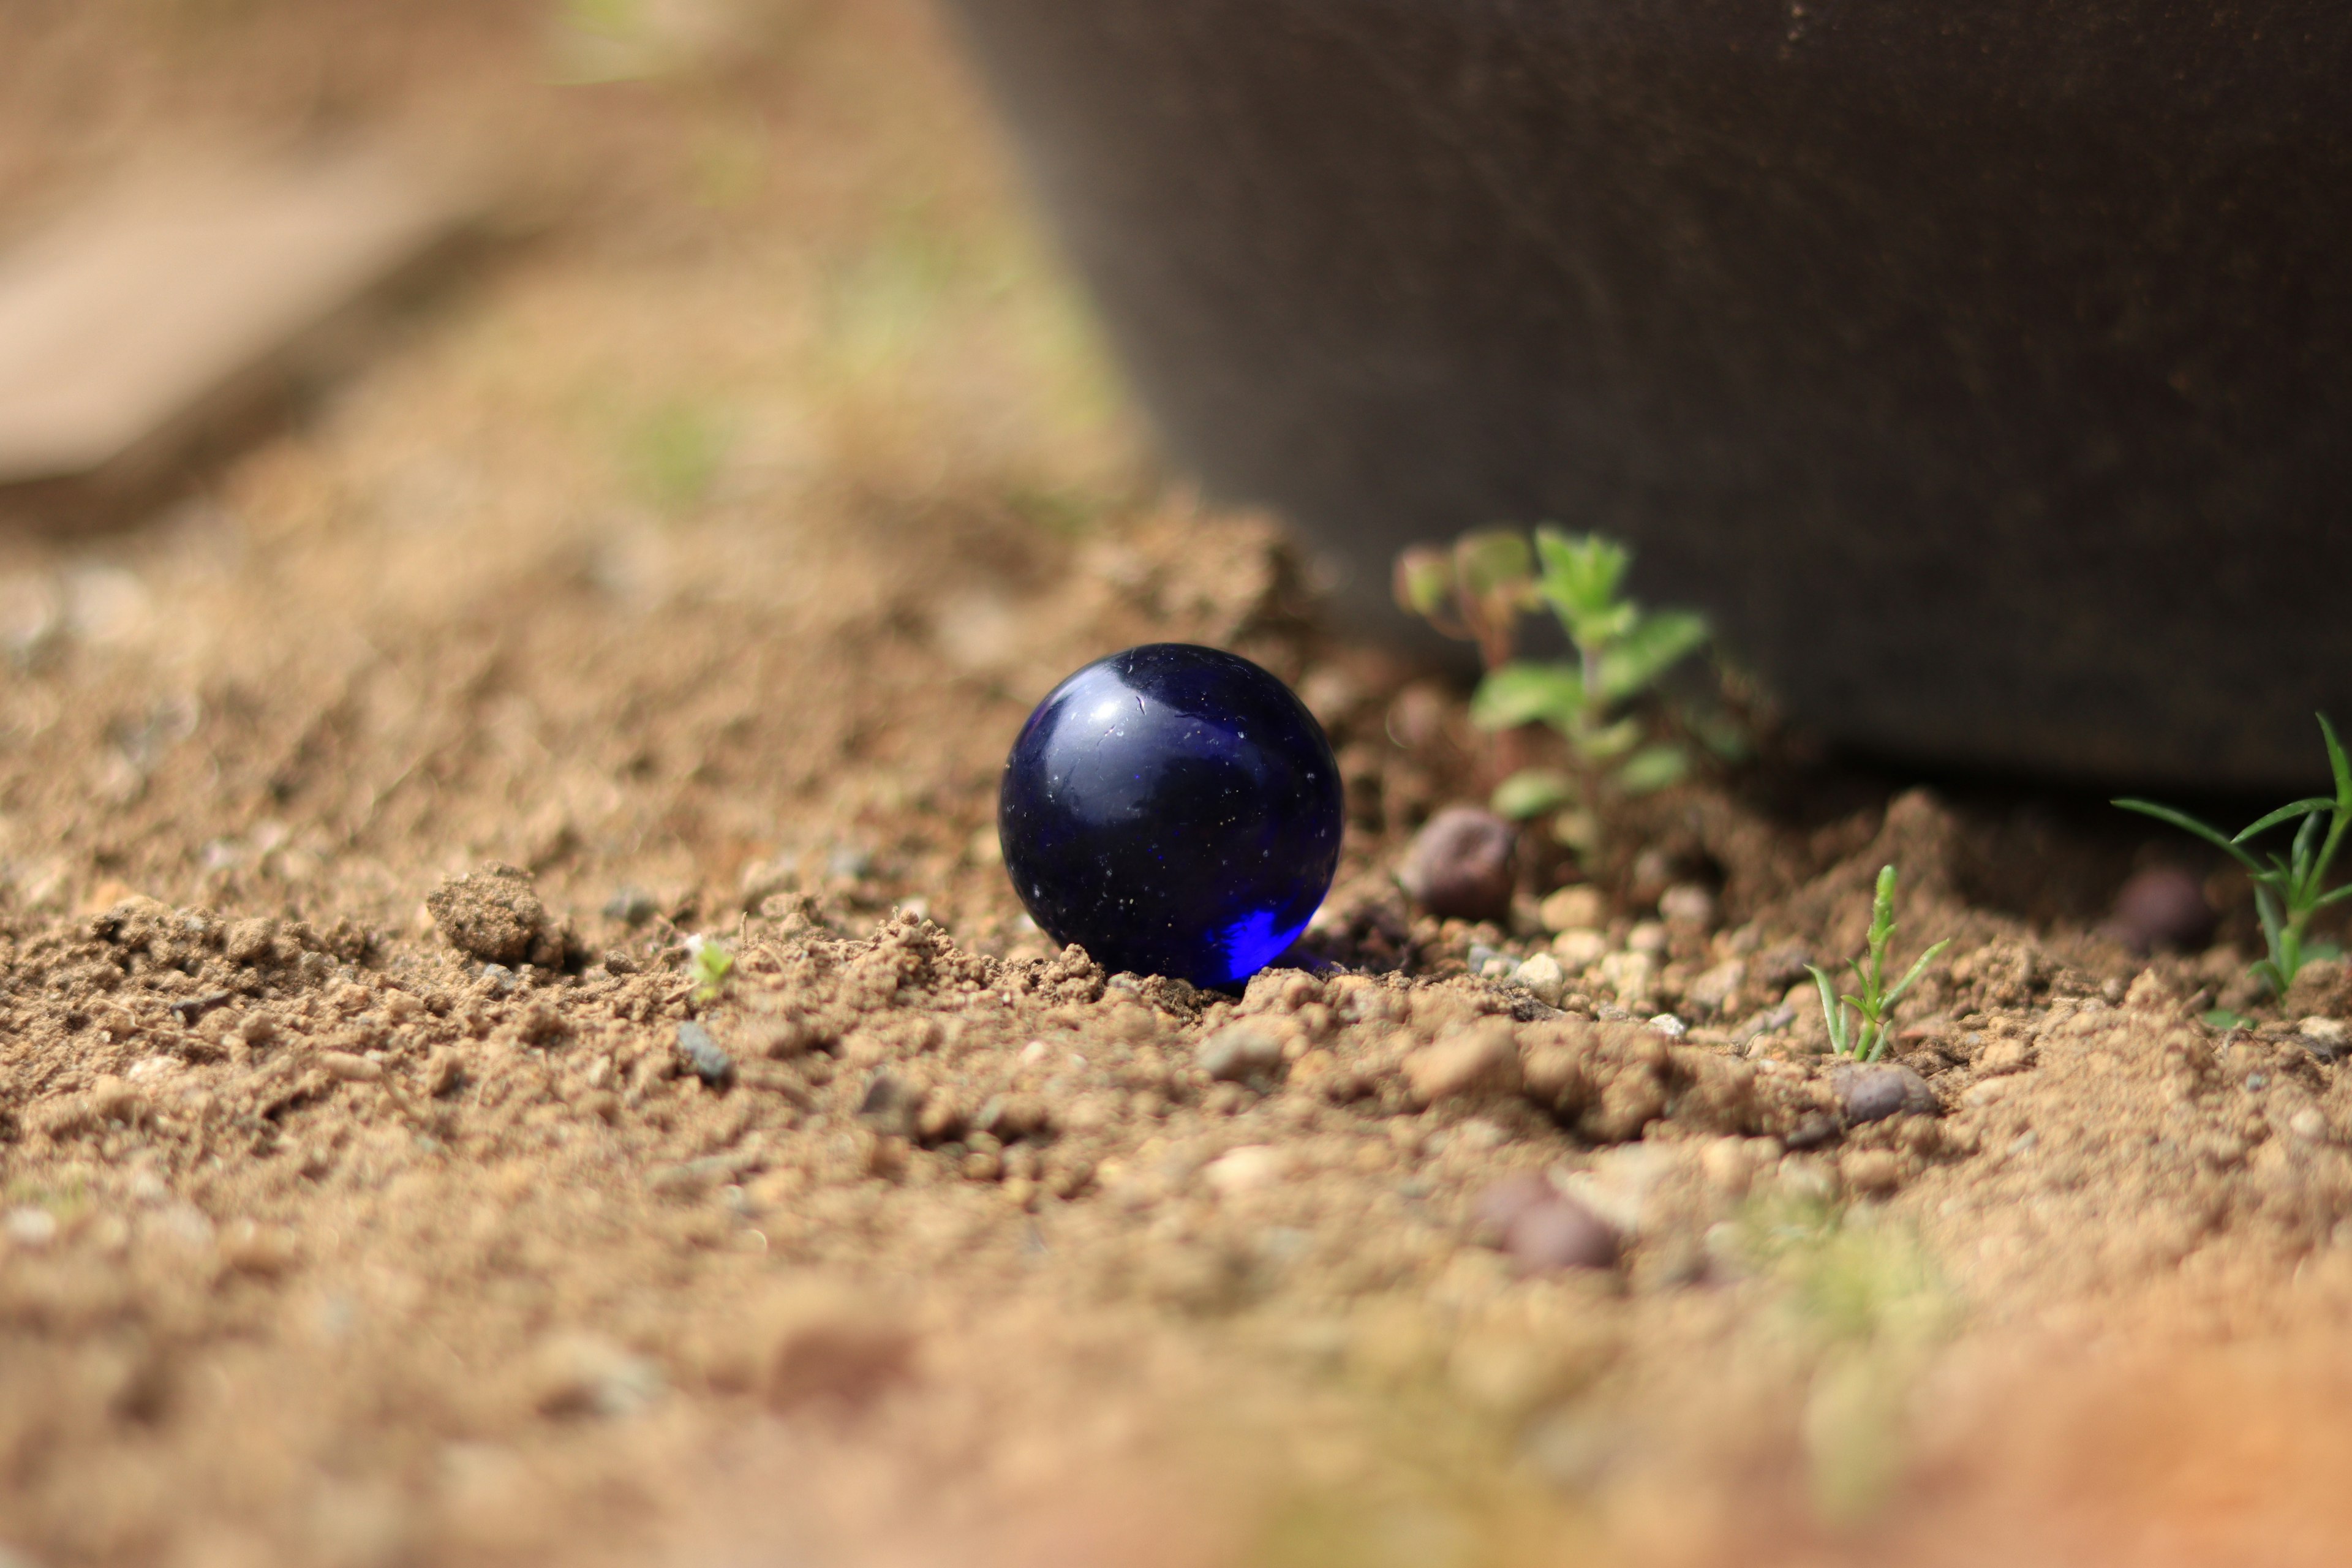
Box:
[1398,805,1516,922]
[0,142,481,530]
[938,0,2352,790]
[2106,865,2217,956]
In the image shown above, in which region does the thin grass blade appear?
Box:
[2321,712,2351,803]
[1883,938,1953,1008]
[2233,799,2334,842]
[2116,799,2261,867]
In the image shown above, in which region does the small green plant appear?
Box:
[1807,865,1950,1063]
[1734,1190,1958,1525]
[1394,527,1709,823]
[687,937,734,1004]
[2115,713,2352,999]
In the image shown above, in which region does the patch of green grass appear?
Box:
[2116,713,2352,997]
[1807,864,1951,1063]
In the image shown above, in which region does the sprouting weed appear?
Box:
[1807,864,1950,1063]
[1393,527,1711,829]
[1733,1191,1959,1526]
[687,937,735,1003]
[1392,528,1542,674]
[2116,714,2352,999]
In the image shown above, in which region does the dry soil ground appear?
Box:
[6,4,2352,1566]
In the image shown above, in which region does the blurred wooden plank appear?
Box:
[0,143,475,500]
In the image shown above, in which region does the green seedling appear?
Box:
[2115,714,2352,999]
[1807,865,1950,1063]
[1395,527,1711,825]
[1734,1191,1957,1525]
[688,937,734,1004]
[1391,527,1539,674]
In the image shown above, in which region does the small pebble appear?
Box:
[1196,1025,1285,1084]
[2108,865,2215,954]
[1841,1149,1901,1196]
[676,1022,734,1087]
[1699,1137,1758,1195]
[1539,885,1607,933]
[1203,1144,1294,1196]
[532,1333,665,1420]
[1513,952,1567,1006]
[1552,929,1610,968]
[4,1208,58,1250]
[1784,1113,1841,1150]
[1657,884,1717,929]
[857,1071,921,1139]
[1398,806,1517,922]
[1469,1173,1558,1243]
[603,886,659,925]
[1403,1022,1521,1104]
[1836,1063,1937,1125]
[1977,1038,2033,1076]
[1646,1013,1687,1041]
[1503,1196,1618,1273]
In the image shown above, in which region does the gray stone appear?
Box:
[675,1021,734,1087]
[1835,1063,1938,1125]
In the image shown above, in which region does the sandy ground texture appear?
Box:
[9,4,2352,1566]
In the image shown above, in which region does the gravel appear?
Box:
[676,1021,735,1087]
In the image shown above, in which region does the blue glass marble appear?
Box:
[998,643,1344,990]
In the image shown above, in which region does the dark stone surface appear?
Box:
[1835,1063,1939,1125]
[675,1021,734,1087]
[1397,805,1518,922]
[2108,865,2218,955]
[1504,1195,1621,1273]
[939,0,2352,788]
[998,643,1344,989]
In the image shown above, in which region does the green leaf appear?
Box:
[1392,547,1457,620]
[2235,797,2336,842]
[2201,1008,2250,1030]
[1453,530,1534,600]
[1597,611,1710,702]
[1471,662,1583,731]
[2114,799,2264,870]
[2322,712,2351,804]
[1807,964,1851,1056]
[1578,715,1645,761]
[1531,528,1629,617]
[1491,769,1577,820]
[1616,743,1690,796]
[1882,938,1951,1009]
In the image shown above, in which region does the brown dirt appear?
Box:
[7,4,2352,1566]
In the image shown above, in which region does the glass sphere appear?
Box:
[998,643,1344,989]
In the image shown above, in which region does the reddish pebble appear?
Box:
[1504,1196,1619,1273]
[2109,865,2215,954]
[1469,1172,1556,1243]
[1399,805,1517,921]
